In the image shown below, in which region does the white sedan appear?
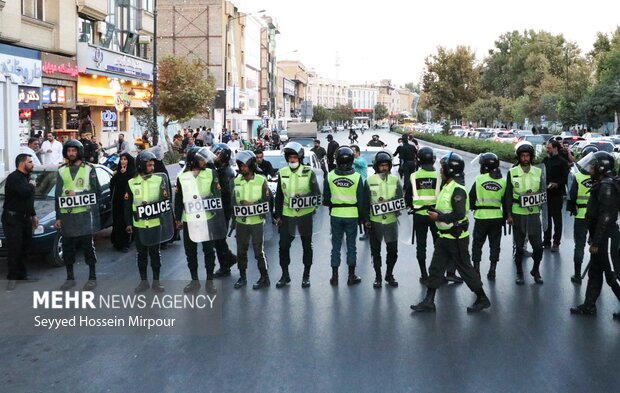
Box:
[261,148,325,196]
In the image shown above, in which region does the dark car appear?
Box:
[0,165,114,266]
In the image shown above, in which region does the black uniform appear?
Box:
[326,140,340,172]
[394,140,417,190]
[1,170,36,280]
[79,138,98,164]
[257,159,277,177]
[214,163,237,271]
[542,154,569,247]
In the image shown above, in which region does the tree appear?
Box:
[422,45,481,120]
[157,55,216,129]
[374,103,388,120]
[332,104,354,124]
[312,105,329,125]
[464,97,501,126]
[404,82,420,94]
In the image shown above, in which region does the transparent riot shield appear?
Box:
[283,194,325,237]
[134,173,175,246]
[367,196,408,244]
[517,164,547,235]
[180,171,227,243]
[57,166,101,238]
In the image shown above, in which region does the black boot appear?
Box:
[473,261,481,276]
[570,303,597,316]
[347,266,361,286]
[571,262,582,284]
[82,280,97,291]
[301,266,311,288]
[330,267,338,286]
[205,279,217,294]
[467,289,491,313]
[410,288,436,312]
[152,280,165,292]
[60,280,76,291]
[530,268,543,284]
[385,263,398,287]
[373,266,382,289]
[276,268,291,289]
[253,270,270,290]
[234,270,247,289]
[184,280,201,292]
[134,280,150,293]
[515,259,524,285]
[445,271,464,284]
[213,267,232,278]
[487,262,497,281]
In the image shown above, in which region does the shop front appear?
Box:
[76,42,153,146]
[0,43,41,174]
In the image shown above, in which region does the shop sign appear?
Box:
[114,88,131,112]
[18,86,41,109]
[42,86,66,105]
[102,110,118,132]
[0,54,42,87]
[77,42,153,81]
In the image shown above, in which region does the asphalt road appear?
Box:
[1,128,619,393]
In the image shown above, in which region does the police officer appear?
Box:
[410,153,490,313]
[364,151,402,288]
[503,141,545,285]
[323,146,365,286]
[125,151,171,293]
[232,151,272,290]
[469,153,506,280]
[175,147,223,294]
[566,145,597,284]
[570,151,620,319]
[274,142,322,288]
[55,140,101,291]
[405,147,462,283]
[211,143,238,277]
[2,154,38,291]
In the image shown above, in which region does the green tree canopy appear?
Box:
[374,103,388,120]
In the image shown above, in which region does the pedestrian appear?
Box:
[367,134,386,148]
[570,151,620,319]
[542,139,570,252]
[504,141,545,285]
[221,128,231,144]
[271,130,281,150]
[255,149,277,177]
[125,151,173,293]
[326,134,339,172]
[2,154,38,290]
[19,137,42,167]
[211,143,238,277]
[364,151,402,288]
[323,146,365,286]
[274,142,322,288]
[110,152,135,252]
[40,132,63,165]
[176,147,224,294]
[227,132,241,153]
[55,140,101,291]
[78,130,98,164]
[393,135,417,191]
[350,145,367,183]
[311,139,327,173]
[184,137,197,154]
[204,128,215,146]
[410,152,491,313]
[231,151,272,289]
[104,133,130,155]
[469,153,506,280]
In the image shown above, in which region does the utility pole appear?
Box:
[152,0,159,145]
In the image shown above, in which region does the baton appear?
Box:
[581,261,591,280]
[358,223,364,235]
[227,221,236,237]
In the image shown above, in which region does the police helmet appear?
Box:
[335,146,354,170]
[62,139,84,160]
[515,141,535,160]
[580,145,599,158]
[480,152,499,173]
[187,147,215,169]
[373,151,393,172]
[136,151,157,174]
[211,143,232,164]
[439,152,465,177]
[283,141,305,163]
[235,150,258,172]
[417,146,435,166]
[589,151,615,177]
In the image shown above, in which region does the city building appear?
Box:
[307,73,349,109]
[277,60,308,123]
[349,84,378,123]
[259,16,279,128]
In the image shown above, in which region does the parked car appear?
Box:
[0,164,114,266]
[514,134,546,145]
[476,131,493,140]
[336,125,345,132]
[453,129,467,138]
[562,136,585,146]
[583,132,604,140]
[278,129,288,143]
[570,140,615,157]
[492,131,516,143]
[361,124,369,131]
[602,137,620,152]
[261,149,325,197]
[357,147,400,177]
[320,125,333,133]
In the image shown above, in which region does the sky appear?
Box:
[233,0,620,87]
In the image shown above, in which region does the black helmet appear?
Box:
[579,151,615,177]
[283,141,305,163]
[235,150,257,172]
[440,152,465,177]
[136,151,156,174]
[480,152,499,173]
[211,143,232,164]
[515,141,535,161]
[373,151,393,172]
[62,139,84,160]
[417,146,435,166]
[580,145,599,158]
[187,147,215,169]
[335,146,354,170]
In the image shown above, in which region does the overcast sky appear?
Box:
[234,0,620,87]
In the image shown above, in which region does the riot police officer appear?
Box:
[232,151,272,290]
[469,153,506,280]
[274,142,322,288]
[411,153,491,313]
[570,152,620,319]
[175,147,225,294]
[55,139,101,291]
[566,145,597,284]
[211,143,238,277]
[364,151,403,288]
[323,146,365,286]
[503,141,545,285]
[125,151,174,293]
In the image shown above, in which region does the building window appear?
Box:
[142,0,153,12]
[22,0,45,21]
[106,0,139,55]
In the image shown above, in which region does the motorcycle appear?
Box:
[99,152,120,171]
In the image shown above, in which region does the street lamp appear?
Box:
[223,9,265,131]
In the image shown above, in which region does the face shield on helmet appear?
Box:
[235,150,257,173]
[372,151,393,173]
[195,147,215,167]
[283,141,305,167]
[576,151,615,178]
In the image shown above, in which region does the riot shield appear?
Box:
[57,166,101,238]
[367,196,408,244]
[283,194,325,237]
[134,173,175,246]
[516,164,547,234]
[180,171,227,243]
